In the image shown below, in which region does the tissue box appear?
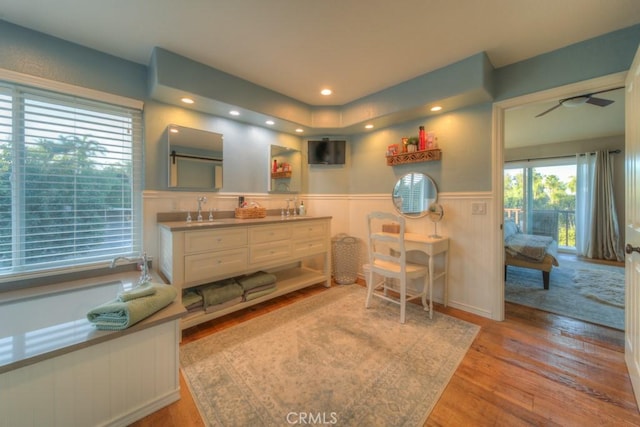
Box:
[382,223,400,233]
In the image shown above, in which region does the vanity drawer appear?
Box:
[184,228,248,254]
[292,238,327,257]
[249,241,292,265]
[291,221,326,240]
[184,248,248,284]
[249,224,290,244]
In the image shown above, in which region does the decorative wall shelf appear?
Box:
[386,148,442,166]
[271,171,292,179]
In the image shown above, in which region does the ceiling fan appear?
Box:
[535,86,624,118]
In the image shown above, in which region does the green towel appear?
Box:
[244,285,276,301]
[200,279,244,307]
[182,290,203,307]
[238,271,277,291]
[117,282,157,302]
[87,283,177,330]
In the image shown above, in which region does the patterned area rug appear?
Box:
[505,257,624,330]
[180,285,479,426]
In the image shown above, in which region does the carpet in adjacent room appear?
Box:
[505,257,624,330]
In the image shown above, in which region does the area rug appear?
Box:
[575,268,625,308]
[505,258,624,330]
[180,285,479,427]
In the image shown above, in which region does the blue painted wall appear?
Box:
[1,19,639,195]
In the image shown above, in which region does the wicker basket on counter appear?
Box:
[235,207,267,219]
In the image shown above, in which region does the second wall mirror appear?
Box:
[168,124,223,190]
[269,144,301,193]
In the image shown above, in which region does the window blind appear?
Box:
[0,81,143,280]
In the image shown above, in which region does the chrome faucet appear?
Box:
[285,198,293,217]
[111,252,151,285]
[197,196,207,222]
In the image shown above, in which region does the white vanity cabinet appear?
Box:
[158,217,331,330]
[183,227,248,285]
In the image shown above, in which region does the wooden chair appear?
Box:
[364,211,431,323]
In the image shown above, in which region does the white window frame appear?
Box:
[0,69,144,285]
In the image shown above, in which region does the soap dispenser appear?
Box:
[299,201,306,216]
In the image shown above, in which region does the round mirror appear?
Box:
[392,172,438,218]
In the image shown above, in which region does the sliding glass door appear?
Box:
[504,160,576,250]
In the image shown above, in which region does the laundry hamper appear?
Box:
[331,234,359,285]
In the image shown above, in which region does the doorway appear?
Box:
[492,72,626,328]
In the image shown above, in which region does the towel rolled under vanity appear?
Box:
[87,283,177,330]
[237,271,277,291]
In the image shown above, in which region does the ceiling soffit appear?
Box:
[148,48,495,136]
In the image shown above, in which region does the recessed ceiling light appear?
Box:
[266,120,275,125]
[430,105,442,112]
[365,124,374,129]
[295,128,304,133]
[229,110,240,116]
[181,97,194,104]
[169,128,179,134]
[320,89,332,96]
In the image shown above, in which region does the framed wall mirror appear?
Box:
[168,124,223,190]
[269,144,301,193]
[392,172,438,218]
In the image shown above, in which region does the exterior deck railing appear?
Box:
[504,208,576,248]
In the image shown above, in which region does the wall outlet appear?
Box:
[471,202,487,215]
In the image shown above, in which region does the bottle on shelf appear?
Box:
[419,126,426,151]
[299,200,306,216]
[272,159,278,173]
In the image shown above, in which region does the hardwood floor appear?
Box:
[130,283,639,426]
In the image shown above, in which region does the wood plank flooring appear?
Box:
[130,283,640,426]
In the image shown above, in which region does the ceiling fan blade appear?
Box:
[587,86,624,97]
[535,86,623,118]
[585,96,614,107]
[535,103,562,118]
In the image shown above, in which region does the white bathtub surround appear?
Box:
[0,270,185,427]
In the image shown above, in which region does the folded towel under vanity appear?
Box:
[182,290,203,307]
[237,271,277,291]
[244,285,277,301]
[87,283,177,331]
[117,282,157,302]
[204,296,243,314]
[199,279,244,308]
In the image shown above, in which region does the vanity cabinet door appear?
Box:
[184,248,248,284]
[291,221,326,240]
[184,228,247,254]
[249,224,290,244]
[249,224,292,265]
[292,238,327,257]
[249,242,292,265]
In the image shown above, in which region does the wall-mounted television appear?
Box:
[308,139,346,165]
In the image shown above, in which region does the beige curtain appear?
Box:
[576,150,623,261]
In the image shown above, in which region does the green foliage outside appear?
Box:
[0,135,132,270]
[504,168,576,247]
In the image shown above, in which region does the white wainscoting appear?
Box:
[0,321,180,427]
[144,191,501,320]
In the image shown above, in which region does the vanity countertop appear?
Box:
[158,215,332,232]
[0,270,185,374]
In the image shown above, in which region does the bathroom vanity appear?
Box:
[157,215,332,330]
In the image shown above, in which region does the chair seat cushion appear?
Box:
[371,259,428,277]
